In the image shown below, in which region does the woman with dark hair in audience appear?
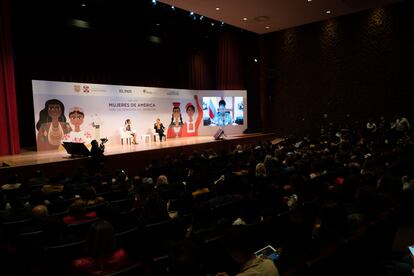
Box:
[71,186,105,208]
[63,205,97,225]
[71,220,132,275]
[168,240,203,276]
[137,187,169,225]
[312,200,349,249]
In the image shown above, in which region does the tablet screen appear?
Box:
[255,245,280,261]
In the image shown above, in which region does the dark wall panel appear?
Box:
[262,0,414,136]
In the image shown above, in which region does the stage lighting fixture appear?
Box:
[189,11,197,20]
[171,5,175,10]
[200,15,204,20]
[152,0,157,5]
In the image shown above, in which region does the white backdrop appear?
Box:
[32,80,247,151]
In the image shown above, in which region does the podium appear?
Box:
[213,128,225,140]
[62,142,90,157]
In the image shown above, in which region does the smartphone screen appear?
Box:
[409,245,414,256]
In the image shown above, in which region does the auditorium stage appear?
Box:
[0,133,281,181]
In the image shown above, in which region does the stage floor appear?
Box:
[0,134,282,169]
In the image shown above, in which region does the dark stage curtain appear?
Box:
[216,32,243,90]
[0,0,20,155]
[189,50,211,90]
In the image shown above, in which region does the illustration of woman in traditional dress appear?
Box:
[36,99,72,151]
[63,107,93,144]
[182,95,203,137]
[167,102,183,138]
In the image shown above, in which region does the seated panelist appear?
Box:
[154,118,166,142]
[123,119,137,144]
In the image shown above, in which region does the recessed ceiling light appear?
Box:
[215,7,220,11]
[265,26,270,29]
[307,0,312,2]
[326,10,331,14]
[211,22,215,26]
[243,17,248,21]
[81,3,86,7]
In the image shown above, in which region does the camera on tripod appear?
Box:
[99,138,108,151]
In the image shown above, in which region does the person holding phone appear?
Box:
[216,226,279,276]
[390,245,414,276]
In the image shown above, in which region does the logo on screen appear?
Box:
[74,85,81,93]
[83,86,90,93]
[167,91,179,96]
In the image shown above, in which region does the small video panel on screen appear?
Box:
[202,97,244,126]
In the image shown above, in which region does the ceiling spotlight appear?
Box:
[221,21,225,26]
[243,17,248,21]
[307,0,312,2]
[265,26,270,29]
[156,23,160,26]
[171,5,175,10]
[254,58,258,63]
[211,22,215,26]
[200,15,204,20]
[215,7,220,11]
[326,10,331,14]
[190,11,194,16]
[152,0,157,5]
[81,3,86,7]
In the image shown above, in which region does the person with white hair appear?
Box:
[255,163,267,178]
[156,175,169,188]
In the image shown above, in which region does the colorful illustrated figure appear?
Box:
[63,107,92,144]
[182,95,203,137]
[36,99,72,151]
[167,102,183,138]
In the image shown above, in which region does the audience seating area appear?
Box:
[0,117,413,275]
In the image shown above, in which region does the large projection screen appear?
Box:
[32,80,247,151]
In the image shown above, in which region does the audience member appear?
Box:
[71,220,132,275]
[63,205,97,225]
[217,226,280,276]
[71,186,105,208]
